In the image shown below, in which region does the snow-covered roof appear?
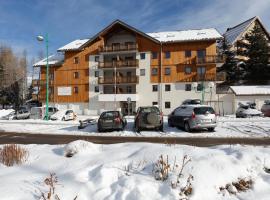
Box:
[58,39,89,51]
[33,53,64,67]
[230,86,270,95]
[224,17,256,45]
[147,28,222,43]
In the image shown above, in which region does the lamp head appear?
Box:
[192,82,198,89]
[36,35,44,42]
[208,82,214,89]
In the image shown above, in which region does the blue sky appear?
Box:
[0,0,270,68]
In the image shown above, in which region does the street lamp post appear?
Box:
[37,34,49,120]
[192,81,214,104]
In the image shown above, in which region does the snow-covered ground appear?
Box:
[0,141,269,200]
[0,116,270,138]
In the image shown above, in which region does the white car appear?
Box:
[236,102,263,118]
[50,110,77,121]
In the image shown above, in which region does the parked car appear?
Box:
[14,109,31,120]
[97,111,127,132]
[182,99,201,105]
[0,111,15,120]
[134,106,163,132]
[50,109,77,121]
[30,106,59,119]
[261,100,270,117]
[168,105,217,132]
[236,102,263,118]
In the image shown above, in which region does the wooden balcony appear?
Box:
[32,79,54,86]
[178,72,226,82]
[196,55,225,64]
[98,60,139,69]
[99,43,138,53]
[98,76,139,84]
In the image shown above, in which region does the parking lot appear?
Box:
[0,116,269,138]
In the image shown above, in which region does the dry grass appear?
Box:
[219,177,253,195]
[0,144,29,166]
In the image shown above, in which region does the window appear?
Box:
[127,86,132,93]
[94,86,99,92]
[140,53,145,60]
[152,85,158,92]
[151,68,158,75]
[197,49,206,58]
[152,52,157,59]
[152,102,158,106]
[94,71,99,77]
[185,50,191,57]
[112,43,120,50]
[165,67,171,75]
[165,84,171,91]
[74,57,79,64]
[140,69,145,76]
[74,72,79,79]
[185,66,192,74]
[185,84,191,91]
[165,102,171,109]
[74,86,79,94]
[197,83,203,91]
[197,67,206,77]
[94,56,99,62]
[165,51,170,59]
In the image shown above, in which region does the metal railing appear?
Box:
[99,43,138,53]
[178,72,226,82]
[196,55,225,64]
[32,79,54,86]
[98,59,139,68]
[98,76,139,84]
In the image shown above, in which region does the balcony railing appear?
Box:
[178,72,226,82]
[98,76,139,84]
[98,59,139,68]
[99,43,138,53]
[196,55,225,64]
[32,79,54,86]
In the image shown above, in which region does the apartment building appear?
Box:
[33,20,224,115]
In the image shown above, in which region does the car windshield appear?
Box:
[194,107,215,114]
[101,111,119,119]
[140,107,160,114]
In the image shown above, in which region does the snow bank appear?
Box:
[0,143,269,200]
[64,140,100,156]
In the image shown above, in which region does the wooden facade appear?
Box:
[35,20,222,104]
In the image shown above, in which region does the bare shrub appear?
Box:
[179,175,194,200]
[40,173,77,200]
[219,177,253,196]
[0,144,29,166]
[153,155,170,181]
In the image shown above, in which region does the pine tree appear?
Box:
[244,23,270,80]
[219,38,242,82]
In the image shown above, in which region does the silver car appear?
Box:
[168,105,217,132]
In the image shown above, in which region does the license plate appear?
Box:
[146,125,155,128]
[202,119,211,123]
[105,120,113,123]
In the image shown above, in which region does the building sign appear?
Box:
[58,87,72,96]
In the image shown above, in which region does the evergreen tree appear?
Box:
[244,23,270,80]
[219,38,242,82]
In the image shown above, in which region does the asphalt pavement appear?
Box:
[0,131,270,147]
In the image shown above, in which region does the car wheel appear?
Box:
[168,119,174,127]
[208,127,215,132]
[135,125,140,133]
[97,126,103,132]
[159,124,164,132]
[184,122,191,132]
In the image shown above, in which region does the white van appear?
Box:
[30,106,58,119]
